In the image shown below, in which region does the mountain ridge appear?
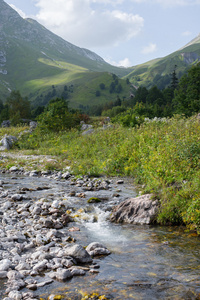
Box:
[0,0,200,107]
[0,0,129,100]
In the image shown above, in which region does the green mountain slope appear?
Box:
[0,0,129,101]
[0,0,199,109]
[126,34,200,89]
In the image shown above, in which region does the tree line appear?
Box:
[0,63,199,129]
[101,63,200,124]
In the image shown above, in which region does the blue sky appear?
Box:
[4,0,200,67]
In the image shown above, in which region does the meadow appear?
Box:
[1,115,200,233]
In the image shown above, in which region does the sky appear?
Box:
[4,0,200,67]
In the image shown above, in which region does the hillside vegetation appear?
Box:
[126,38,200,89]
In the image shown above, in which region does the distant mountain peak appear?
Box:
[180,33,200,50]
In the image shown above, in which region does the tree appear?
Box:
[114,96,121,106]
[116,84,122,93]
[133,86,148,106]
[173,63,200,116]
[170,65,179,92]
[5,90,31,125]
[109,82,115,94]
[146,86,164,105]
[99,83,105,90]
[37,98,80,131]
[95,90,101,97]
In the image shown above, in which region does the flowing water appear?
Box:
[1,174,200,299]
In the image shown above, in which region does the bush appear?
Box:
[37,98,80,132]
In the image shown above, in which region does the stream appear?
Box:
[0,173,200,299]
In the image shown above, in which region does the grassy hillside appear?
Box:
[126,41,200,89]
[0,0,130,103]
[68,72,133,109]
[30,69,133,111]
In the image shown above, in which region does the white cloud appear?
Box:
[182,30,192,36]
[8,4,27,18]
[34,0,144,48]
[118,57,132,67]
[106,57,132,67]
[130,0,200,5]
[142,43,157,54]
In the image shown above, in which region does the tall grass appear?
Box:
[1,115,200,232]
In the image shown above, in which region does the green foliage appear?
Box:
[37,98,80,132]
[95,90,101,97]
[5,90,31,125]
[101,106,126,118]
[112,107,145,127]
[173,63,200,116]
[87,197,101,203]
[99,83,105,90]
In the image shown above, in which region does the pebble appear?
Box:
[0,167,116,299]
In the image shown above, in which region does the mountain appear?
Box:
[0,0,200,109]
[0,0,129,101]
[126,34,200,89]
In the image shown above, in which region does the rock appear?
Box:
[55,268,73,281]
[22,292,35,299]
[0,258,12,271]
[26,284,37,290]
[68,190,76,196]
[81,122,93,131]
[37,278,54,287]
[89,269,99,274]
[60,213,72,225]
[15,262,31,271]
[29,121,37,130]
[81,129,94,135]
[11,194,23,201]
[31,206,41,215]
[117,180,124,184]
[7,270,24,281]
[43,218,54,228]
[87,197,101,203]
[0,271,7,278]
[0,135,17,150]
[62,171,71,179]
[35,234,48,245]
[1,120,11,128]
[68,227,80,232]
[8,291,22,300]
[110,194,159,225]
[69,267,85,276]
[29,170,39,177]
[9,166,18,172]
[86,242,110,257]
[32,260,48,272]
[86,242,107,252]
[51,200,61,209]
[63,244,92,264]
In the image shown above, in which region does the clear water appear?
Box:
[1,174,200,299]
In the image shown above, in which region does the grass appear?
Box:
[1,115,200,233]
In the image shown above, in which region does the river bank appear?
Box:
[1,116,200,234]
[0,167,200,300]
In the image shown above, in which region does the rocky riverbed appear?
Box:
[0,167,200,300]
[0,167,136,300]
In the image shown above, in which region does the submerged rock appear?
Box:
[63,244,92,264]
[86,242,110,257]
[110,194,159,225]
